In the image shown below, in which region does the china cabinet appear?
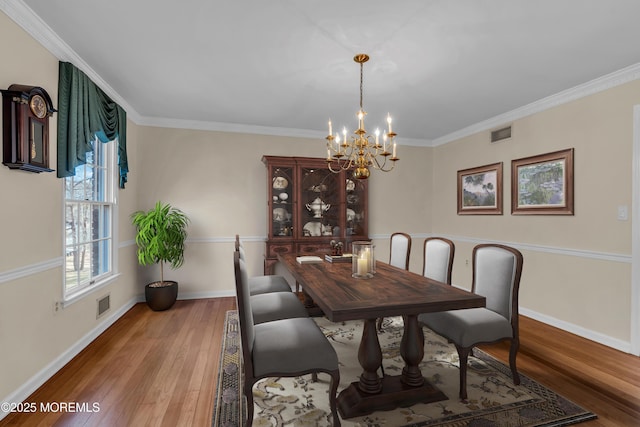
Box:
[263,156,368,274]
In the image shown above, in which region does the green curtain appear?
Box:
[57,61,129,188]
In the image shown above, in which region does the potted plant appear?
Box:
[131,201,190,311]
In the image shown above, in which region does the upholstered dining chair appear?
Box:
[389,232,412,270]
[418,244,524,399]
[422,237,455,284]
[235,235,292,295]
[377,232,413,332]
[234,251,341,426]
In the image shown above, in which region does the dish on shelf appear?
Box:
[346,208,356,222]
[273,207,289,222]
[303,221,331,237]
[273,176,288,189]
[308,184,327,192]
[346,179,355,191]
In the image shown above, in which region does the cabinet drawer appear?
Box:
[267,243,294,258]
[297,243,325,254]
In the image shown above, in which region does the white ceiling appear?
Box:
[6,0,640,145]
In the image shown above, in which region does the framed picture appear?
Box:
[457,162,503,215]
[511,148,574,215]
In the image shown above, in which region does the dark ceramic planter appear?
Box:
[145,281,178,311]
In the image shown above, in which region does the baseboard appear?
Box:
[0,297,138,421]
[520,307,631,354]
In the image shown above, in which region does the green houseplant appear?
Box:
[131,201,190,311]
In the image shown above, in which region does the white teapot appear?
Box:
[306,197,330,218]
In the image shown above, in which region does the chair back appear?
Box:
[423,237,455,284]
[472,244,523,322]
[235,234,241,251]
[389,232,412,270]
[233,251,255,375]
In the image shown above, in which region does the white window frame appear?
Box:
[63,137,119,304]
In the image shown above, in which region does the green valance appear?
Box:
[57,61,129,188]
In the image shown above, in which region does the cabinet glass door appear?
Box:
[271,167,294,237]
[300,168,340,238]
[346,177,366,236]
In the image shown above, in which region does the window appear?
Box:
[64,138,117,300]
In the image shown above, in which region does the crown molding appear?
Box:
[0,0,143,123]
[432,62,640,146]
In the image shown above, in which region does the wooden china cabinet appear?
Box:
[262,156,369,274]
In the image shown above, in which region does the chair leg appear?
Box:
[328,368,341,426]
[376,317,384,332]
[311,372,318,382]
[456,345,471,400]
[509,338,521,385]
[244,379,255,427]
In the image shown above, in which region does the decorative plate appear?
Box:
[273,176,288,189]
[273,208,288,222]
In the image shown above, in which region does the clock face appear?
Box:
[29,94,47,119]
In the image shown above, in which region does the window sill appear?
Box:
[62,273,122,308]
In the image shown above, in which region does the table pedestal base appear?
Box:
[337,375,448,419]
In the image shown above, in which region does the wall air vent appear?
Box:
[97,294,110,319]
[491,126,512,143]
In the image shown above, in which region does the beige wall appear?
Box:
[0,12,140,403]
[134,128,433,294]
[431,80,638,344]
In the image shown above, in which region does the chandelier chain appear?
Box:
[360,61,364,111]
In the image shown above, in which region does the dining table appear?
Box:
[277,252,486,419]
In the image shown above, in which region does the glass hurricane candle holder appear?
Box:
[352,241,374,279]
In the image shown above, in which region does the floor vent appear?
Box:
[491,126,512,142]
[97,294,110,319]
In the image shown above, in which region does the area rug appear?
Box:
[212,311,596,427]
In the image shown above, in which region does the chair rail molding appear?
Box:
[370,233,631,264]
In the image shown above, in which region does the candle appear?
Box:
[387,114,392,133]
[393,142,397,158]
[375,128,380,145]
[327,148,331,160]
[383,134,387,151]
[328,119,332,136]
[357,257,368,276]
[358,111,364,129]
[364,247,371,272]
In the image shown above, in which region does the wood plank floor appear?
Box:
[1,297,638,426]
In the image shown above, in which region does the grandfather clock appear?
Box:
[1,84,55,172]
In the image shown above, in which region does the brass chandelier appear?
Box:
[325,53,399,179]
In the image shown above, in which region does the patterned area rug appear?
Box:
[213,310,596,427]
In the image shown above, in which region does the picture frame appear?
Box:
[511,148,574,215]
[457,162,503,215]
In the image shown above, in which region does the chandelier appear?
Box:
[325,53,399,179]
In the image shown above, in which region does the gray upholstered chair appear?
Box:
[249,290,309,324]
[377,232,412,331]
[234,251,341,426]
[422,237,455,284]
[389,232,412,270]
[419,244,523,399]
[235,235,292,295]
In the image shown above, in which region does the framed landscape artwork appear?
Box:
[457,162,503,215]
[511,148,574,215]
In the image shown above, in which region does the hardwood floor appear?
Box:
[1,297,639,426]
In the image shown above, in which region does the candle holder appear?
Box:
[352,241,375,279]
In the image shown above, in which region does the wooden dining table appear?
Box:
[277,253,486,418]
